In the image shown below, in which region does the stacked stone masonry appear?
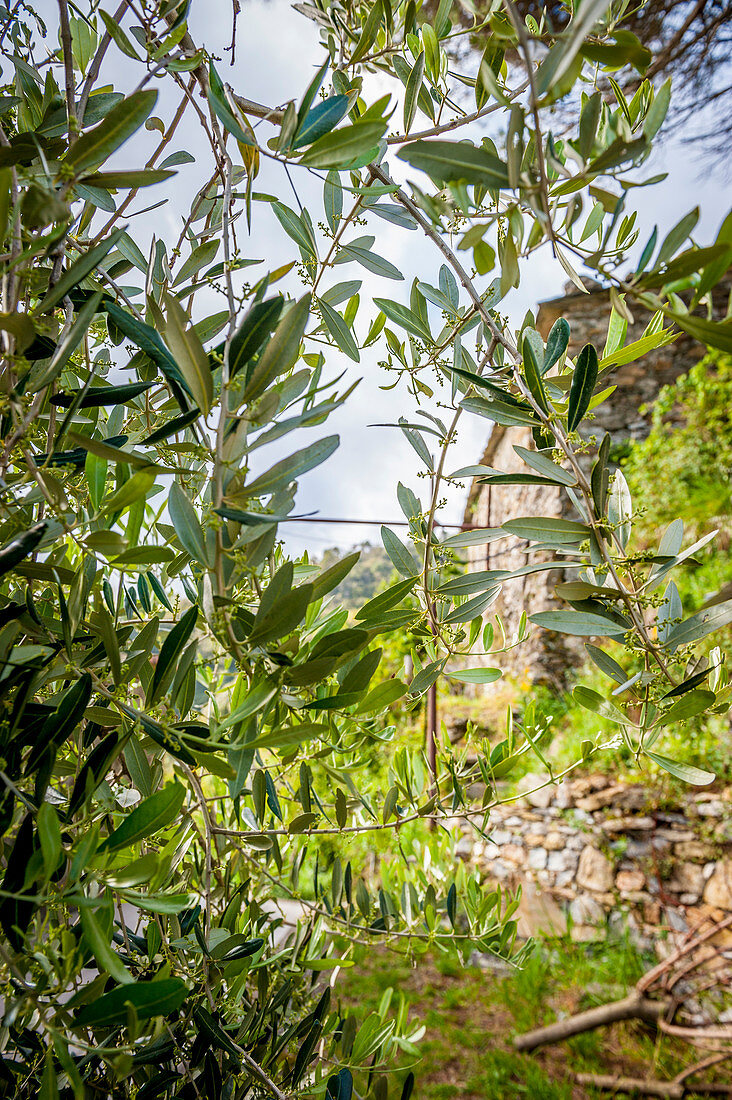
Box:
[453,775,732,946]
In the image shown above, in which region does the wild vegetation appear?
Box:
[0,1,730,1097]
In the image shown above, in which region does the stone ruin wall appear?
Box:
[452,774,732,948]
[463,276,732,688]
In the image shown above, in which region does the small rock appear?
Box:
[528,847,548,870]
[503,816,523,828]
[526,786,554,810]
[697,800,725,819]
[454,836,473,859]
[669,861,705,897]
[565,834,587,851]
[518,772,552,807]
[546,851,565,873]
[545,832,565,851]
[569,894,605,925]
[554,782,574,809]
[516,887,566,937]
[675,841,712,862]
[525,833,547,848]
[572,774,609,795]
[489,829,512,847]
[703,861,732,910]
[576,785,627,812]
[502,844,525,865]
[655,828,695,842]
[667,909,688,933]
[615,787,651,811]
[603,816,655,833]
[616,870,645,893]
[577,846,614,893]
[624,838,653,859]
[703,862,716,880]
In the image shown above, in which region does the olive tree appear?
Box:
[0,1,730,1097]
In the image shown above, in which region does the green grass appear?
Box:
[336,931,719,1099]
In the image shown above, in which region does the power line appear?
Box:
[278,517,482,529]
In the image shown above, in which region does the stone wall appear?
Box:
[454,776,732,945]
[463,275,732,687]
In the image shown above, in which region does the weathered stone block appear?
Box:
[615,870,645,893]
[703,861,732,910]
[577,846,614,893]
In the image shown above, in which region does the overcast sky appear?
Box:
[34,0,731,555]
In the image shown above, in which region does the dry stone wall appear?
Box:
[454,777,732,946]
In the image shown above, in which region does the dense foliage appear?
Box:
[624,353,732,535]
[0,1,731,1097]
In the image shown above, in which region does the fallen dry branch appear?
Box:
[575,1073,684,1098]
[638,915,732,995]
[513,993,667,1052]
[575,1071,732,1098]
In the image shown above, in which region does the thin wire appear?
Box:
[277,517,480,528]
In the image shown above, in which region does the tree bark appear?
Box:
[576,1073,732,1098]
[513,993,667,1052]
[575,1073,684,1098]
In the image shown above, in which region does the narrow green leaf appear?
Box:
[446,667,501,684]
[244,435,339,496]
[665,599,732,649]
[207,62,253,145]
[318,297,359,361]
[65,90,158,176]
[645,752,714,787]
[148,606,198,706]
[229,296,284,377]
[404,52,425,134]
[503,517,590,544]
[567,343,598,431]
[80,904,133,985]
[513,446,575,485]
[294,95,350,148]
[542,317,570,373]
[522,332,549,414]
[659,689,716,727]
[101,783,186,852]
[169,482,209,566]
[243,295,311,402]
[531,610,628,636]
[163,293,213,416]
[398,139,509,188]
[381,526,420,577]
[373,297,431,343]
[340,244,404,281]
[74,978,187,1027]
[573,686,628,724]
[300,120,386,170]
[350,0,384,65]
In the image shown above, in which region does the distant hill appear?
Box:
[318,542,395,607]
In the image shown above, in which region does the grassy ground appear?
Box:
[337,932,729,1099]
